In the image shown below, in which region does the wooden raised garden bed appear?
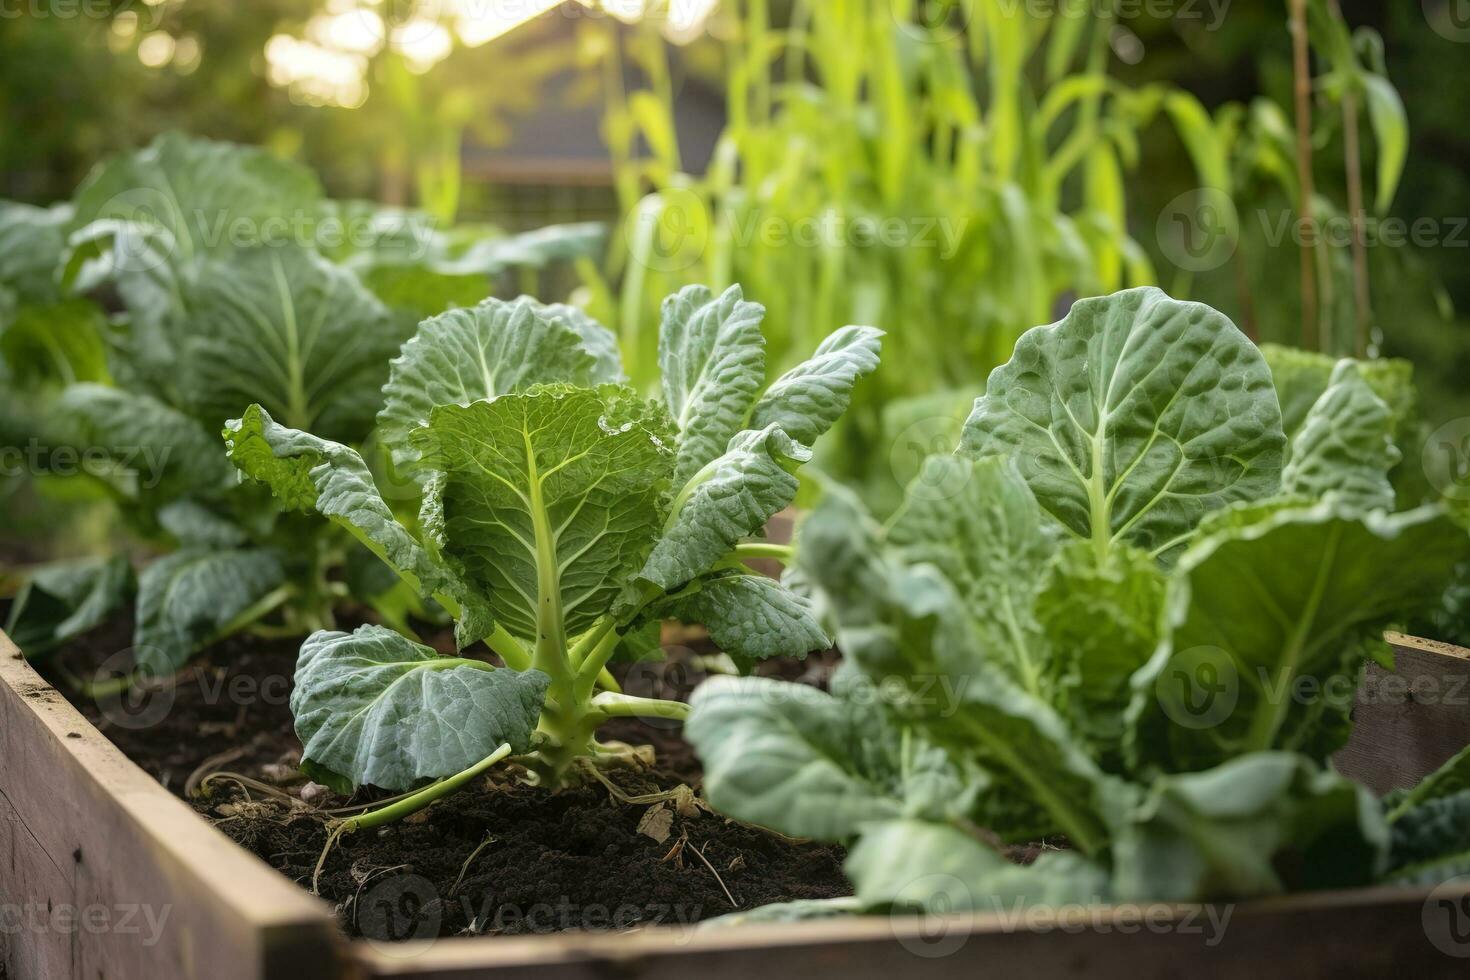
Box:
[3,629,1470,980]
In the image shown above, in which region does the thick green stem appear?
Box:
[574,623,623,702]
[568,616,618,667]
[485,624,531,671]
[590,692,690,722]
[338,743,513,832]
[733,542,794,562]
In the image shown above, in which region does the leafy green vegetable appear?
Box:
[178,245,404,441]
[686,288,1467,917]
[413,385,672,641]
[377,296,621,467]
[1382,746,1470,886]
[1128,501,1467,773]
[1280,362,1399,511]
[132,548,287,674]
[959,288,1285,560]
[5,133,606,679]
[1109,753,1386,900]
[688,676,980,842]
[658,284,768,486]
[652,574,827,671]
[4,556,134,655]
[291,625,550,793]
[227,286,876,803]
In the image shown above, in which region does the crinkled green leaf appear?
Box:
[1035,539,1165,767]
[846,820,1111,912]
[658,284,767,486]
[156,500,248,548]
[413,386,673,641]
[959,287,1285,559]
[1109,753,1387,901]
[1262,344,1337,438]
[1282,362,1399,511]
[749,325,883,446]
[0,298,110,388]
[223,403,495,647]
[687,676,981,842]
[654,573,828,669]
[5,555,134,657]
[638,424,809,593]
[70,132,323,262]
[534,301,624,384]
[53,383,234,503]
[797,487,1115,851]
[888,455,1054,693]
[292,624,550,791]
[0,201,70,304]
[1388,744,1470,823]
[377,297,609,468]
[1128,501,1470,773]
[1385,789,1470,886]
[180,245,402,441]
[1263,344,1417,448]
[134,547,286,674]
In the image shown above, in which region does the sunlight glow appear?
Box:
[137,32,176,68]
[393,18,455,72]
[455,0,565,48]
[265,34,369,108]
[262,1,719,108]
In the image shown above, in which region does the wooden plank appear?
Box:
[1335,634,1470,795]
[353,882,1470,979]
[0,635,342,980]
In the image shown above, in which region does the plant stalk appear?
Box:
[1289,0,1320,350]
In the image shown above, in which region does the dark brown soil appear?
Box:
[215,768,846,940]
[40,616,852,940]
[43,612,303,793]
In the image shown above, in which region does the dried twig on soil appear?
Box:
[688,840,739,909]
[449,834,497,897]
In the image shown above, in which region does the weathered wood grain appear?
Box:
[353,882,1470,979]
[1335,633,1470,795]
[0,636,339,980]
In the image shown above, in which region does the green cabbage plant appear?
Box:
[222,283,881,828]
[3,133,603,677]
[685,287,1470,917]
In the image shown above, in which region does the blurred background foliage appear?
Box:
[3,0,1468,494]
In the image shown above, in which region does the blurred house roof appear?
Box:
[461,17,725,186]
